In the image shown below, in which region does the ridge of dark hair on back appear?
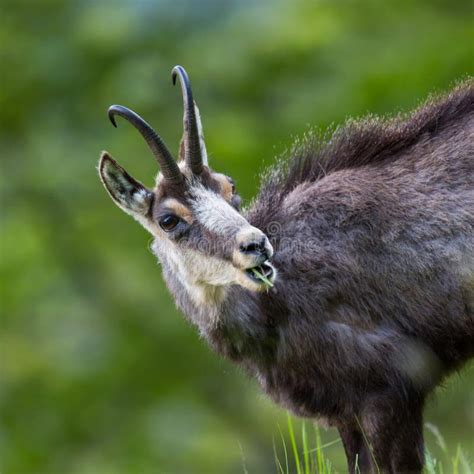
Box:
[247,79,473,227]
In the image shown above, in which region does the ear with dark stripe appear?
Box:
[99,151,153,219]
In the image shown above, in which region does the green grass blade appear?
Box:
[453,445,461,474]
[355,454,361,474]
[460,449,472,474]
[278,424,290,474]
[425,449,437,474]
[273,436,285,474]
[425,423,448,454]
[306,437,341,454]
[287,413,302,474]
[302,421,310,474]
[459,447,473,474]
[238,441,249,474]
[250,268,274,288]
[314,424,324,474]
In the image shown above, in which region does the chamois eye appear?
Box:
[159,214,180,232]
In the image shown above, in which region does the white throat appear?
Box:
[151,238,229,313]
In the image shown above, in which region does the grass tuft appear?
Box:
[267,414,473,474]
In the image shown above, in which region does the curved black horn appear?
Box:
[108,105,182,184]
[171,65,203,175]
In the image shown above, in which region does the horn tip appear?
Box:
[107,106,118,127]
[171,65,186,85]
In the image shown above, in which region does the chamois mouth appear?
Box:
[245,261,275,287]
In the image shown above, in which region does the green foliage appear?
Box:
[279,415,340,474]
[1,0,473,472]
[275,416,472,474]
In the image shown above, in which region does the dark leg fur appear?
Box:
[355,394,425,474]
[388,405,424,473]
[338,423,373,473]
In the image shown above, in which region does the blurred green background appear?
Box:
[1,0,473,472]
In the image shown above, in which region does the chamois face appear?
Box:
[99,154,275,294]
[98,66,275,296]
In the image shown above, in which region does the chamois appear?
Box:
[99,66,473,473]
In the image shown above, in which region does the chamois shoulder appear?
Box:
[246,79,473,227]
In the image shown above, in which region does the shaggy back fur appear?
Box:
[226,82,472,472]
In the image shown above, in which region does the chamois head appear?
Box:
[99,66,275,295]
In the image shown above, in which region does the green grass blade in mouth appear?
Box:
[251,267,274,288]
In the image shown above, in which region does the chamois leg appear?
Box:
[359,395,424,474]
[389,402,424,473]
[338,423,372,473]
[357,398,397,473]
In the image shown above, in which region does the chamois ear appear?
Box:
[98,151,153,219]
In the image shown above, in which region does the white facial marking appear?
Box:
[152,230,271,312]
[191,184,248,237]
[152,237,234,310]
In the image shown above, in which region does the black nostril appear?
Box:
[240,242,258,253]
[240,237,267,255]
